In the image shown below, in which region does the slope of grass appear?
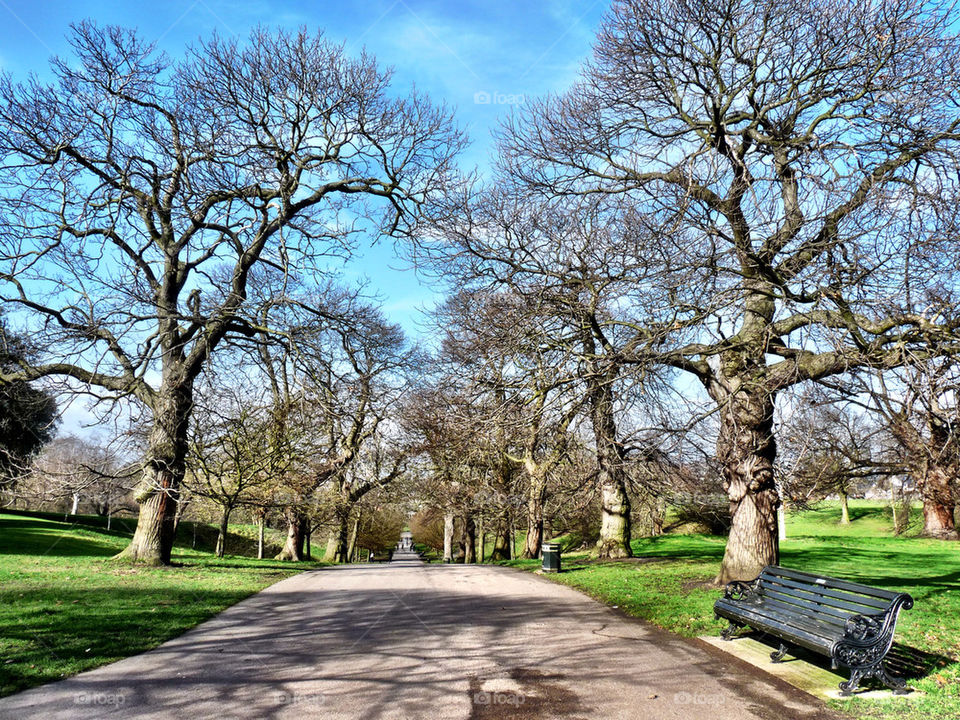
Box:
[0,513,313,697]
[501,501,960,720]
[0,507,289,558]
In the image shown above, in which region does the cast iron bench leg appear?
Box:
[839,661,910,696]
[720,620,743,640]
[770,642,788,663]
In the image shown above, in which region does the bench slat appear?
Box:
[757,578,883,616]
[748,600,845,636]
[754,590,853,627]
[763,566,899,601]
[715,600,835,653]
[759,574,890,612]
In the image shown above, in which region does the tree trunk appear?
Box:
[840,493,850,525]
[478,516,485,563]
[714,388,779,584]
[256,510,265,560]
[463,514,477,563]
[523,482,545,559]
[587,367,632,558]
[215,506,231,558]
[443,511,454,562]
[276,506,307,561]
[70,493,80,516]
[490,509,512,561]
[115,382,192,565]
[347,509,362,562]
[114,466,180,565]
[917,463,957,539]
[324,506,351,562]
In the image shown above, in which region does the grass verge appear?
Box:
[0,512,314,697]
[501,501,960,720]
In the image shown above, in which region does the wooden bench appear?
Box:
[714,565,914,694]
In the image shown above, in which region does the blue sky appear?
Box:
[0,0,608,339]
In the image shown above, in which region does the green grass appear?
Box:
[0,512,314,697]
[0,507,290,558]
[501,501,960,720]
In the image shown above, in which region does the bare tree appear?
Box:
[0,24,463,563]
[491,0,960,581]
[847,360,960,537]
[185,381,287,557]
[253,290,415,562]
[24,435,131,521]
[434,288,582,558]
[777,395,894,523]
[425,191,680,558]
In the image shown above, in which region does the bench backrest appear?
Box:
[756,565,899,622]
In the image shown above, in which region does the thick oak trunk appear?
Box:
[324,511,351,563]
[588,370,632,558]
[490,509,513,561]
[115,468,180,564]
[840,493,850,525]
[715,389,779,584]
[276,507,307,561]
[917,464,957,539]
[115,373,192,565]
[522,470,546,559]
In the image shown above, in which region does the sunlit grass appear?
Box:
[0,513,312,697]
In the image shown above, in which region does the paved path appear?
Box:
[0,555,841,719]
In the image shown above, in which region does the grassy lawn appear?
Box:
[501,501,960,720]
[0,512,313,697]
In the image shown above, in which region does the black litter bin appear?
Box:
[541,543,561,573]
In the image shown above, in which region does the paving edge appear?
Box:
[698,635,925,702]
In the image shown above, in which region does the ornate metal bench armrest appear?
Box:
[842,613,888,645]
[840,594,913,647]
[723,578,760,601]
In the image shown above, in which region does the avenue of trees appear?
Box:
[0,23,463,563]
[3,1,960,582]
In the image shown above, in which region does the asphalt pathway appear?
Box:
[0,552,841,719]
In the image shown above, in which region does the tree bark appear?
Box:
[490,509,513,561]
[114,466,180,565]
[713,386,779,584]
[840,493,850,525]
[463,513,477,563]
[443,511,454,562]
[257,511,265,560]
[347,509,362,562]
[522,469,546,559]
[324,511,351,563]
[114,380,192,565]
[276,506,307,561]
[587,368,632,558]
[215,506,231,558]
[478,516,485,563]
[916,464,957,539]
